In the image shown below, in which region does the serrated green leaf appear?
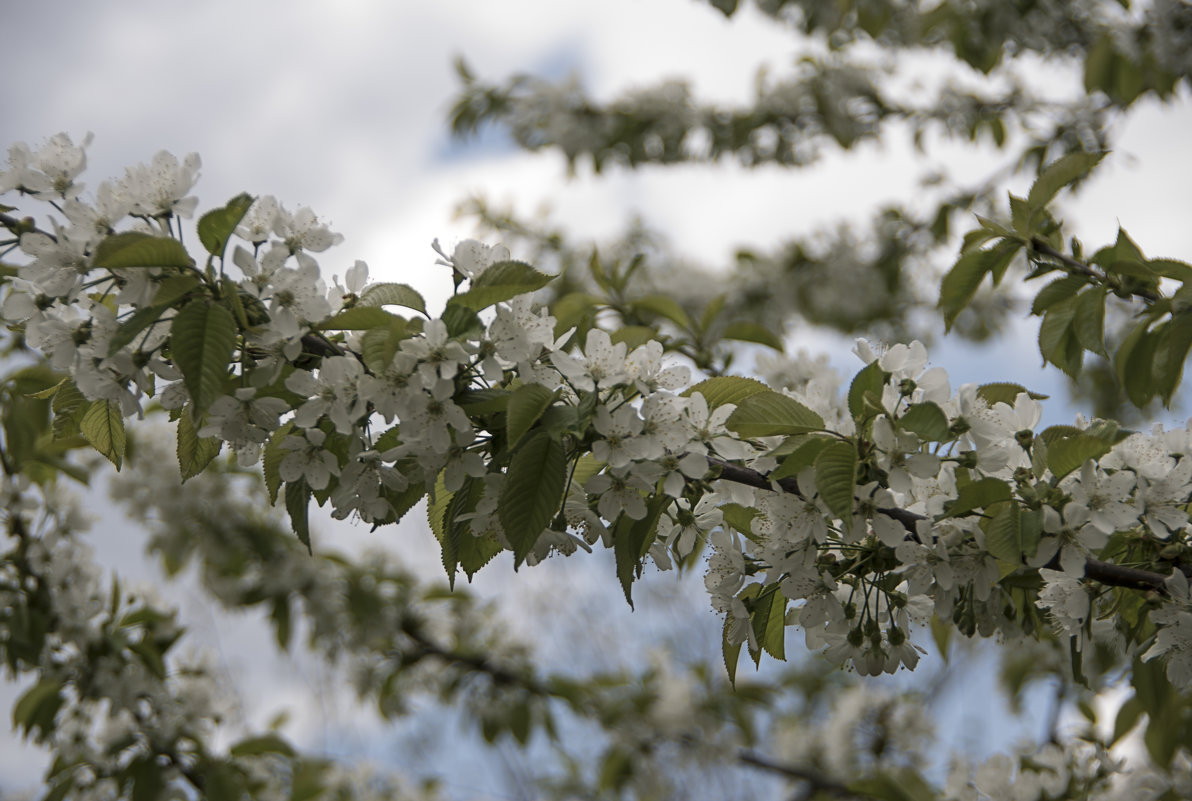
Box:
[51,380,88,439]
[262,421,292,504]
[499,431,565,565]
[814,440,856,520]
[848,360,887,421]
[1030,274,1088,316]
[358,282,427,315]
[1155,312,1192,405]
[448,260,553,311]
[723,616,743,686]
[726,391,824,438]
[198,193,254,259]
[1072,285,1108,357]
[1026,151,1107,212]
[171,299,237,415]
[1047,434,1112,480]
[720,503,757,539]
[899,402,950,442]
[749,583,787,661]
[360,317,412,372]
[26,377,66,400]
[984,501,1023,563]
[975,382,1047,405]
[80,400,125,469]
[317,306,403,330]
[944,477,1011,517]
[1038,294,1082,377]
[285,480,312,554]
[92,232,194,270]
[721,321,784,351]
[1148,258,1192,282]
[177,411,221,481]
[939,240,1022,330]
[1116,319,1162,408]
[683,376,769,409]
[614,494,666,608]
[771,436,832,481]
[152,273,201,307]
[506,383,556,447]
[108,304,168,356]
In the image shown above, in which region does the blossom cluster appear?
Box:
[1,134,1191,695]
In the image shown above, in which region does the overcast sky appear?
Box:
[2,1,1190,795]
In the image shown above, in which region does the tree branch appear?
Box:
[708,458,1180,593]
[1030,238,1160,304]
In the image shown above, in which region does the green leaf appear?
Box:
[197,193,254,259]
[944,477,1011,517]
[262,421,293,504]
[1116,318,1162,408]
[1030,275,1088,316]
[726,391,824,438]
[975,382,1047,406]
[92,232,194,270]
[683,376,769,409]
[229,733,296,758]
[723,616,743,686]
[1038,294,1082,377]
[720,503,757,539]
[108,304,169,356]
[357,282,427,315]
[1072,285,1108,357]
[632,294,692,330]
[609,325,658,350]
[1046,434,1112,481]
[152,273,201,307]
[814,440,856,521]
[316,306,404,330]
[984,501,1024,563]
[440,475,500,585]
[80,400,125,469]
[721,321,784,351]
[12,678,63,740]
[848,361,887,421]
[51,380,88,439]
[770,436,832,481]
[1111,695,1145,746]
[170,299,238,415]
[848,769,936,801]
[285,480,312,554]
[749,583,787,661]
[449,260,553,311]
[128,757,166,801]
[614,494,666,608]
[899,402,950,442]
[1026,151,1107,212]
[499,431,566,565]
[506,383,557,447]
[359,317,412,372]
[939,240,1022,330]
[1155,311,1192,405]
[177,411,222,481]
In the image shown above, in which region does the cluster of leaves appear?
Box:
[941,150,1192,409]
